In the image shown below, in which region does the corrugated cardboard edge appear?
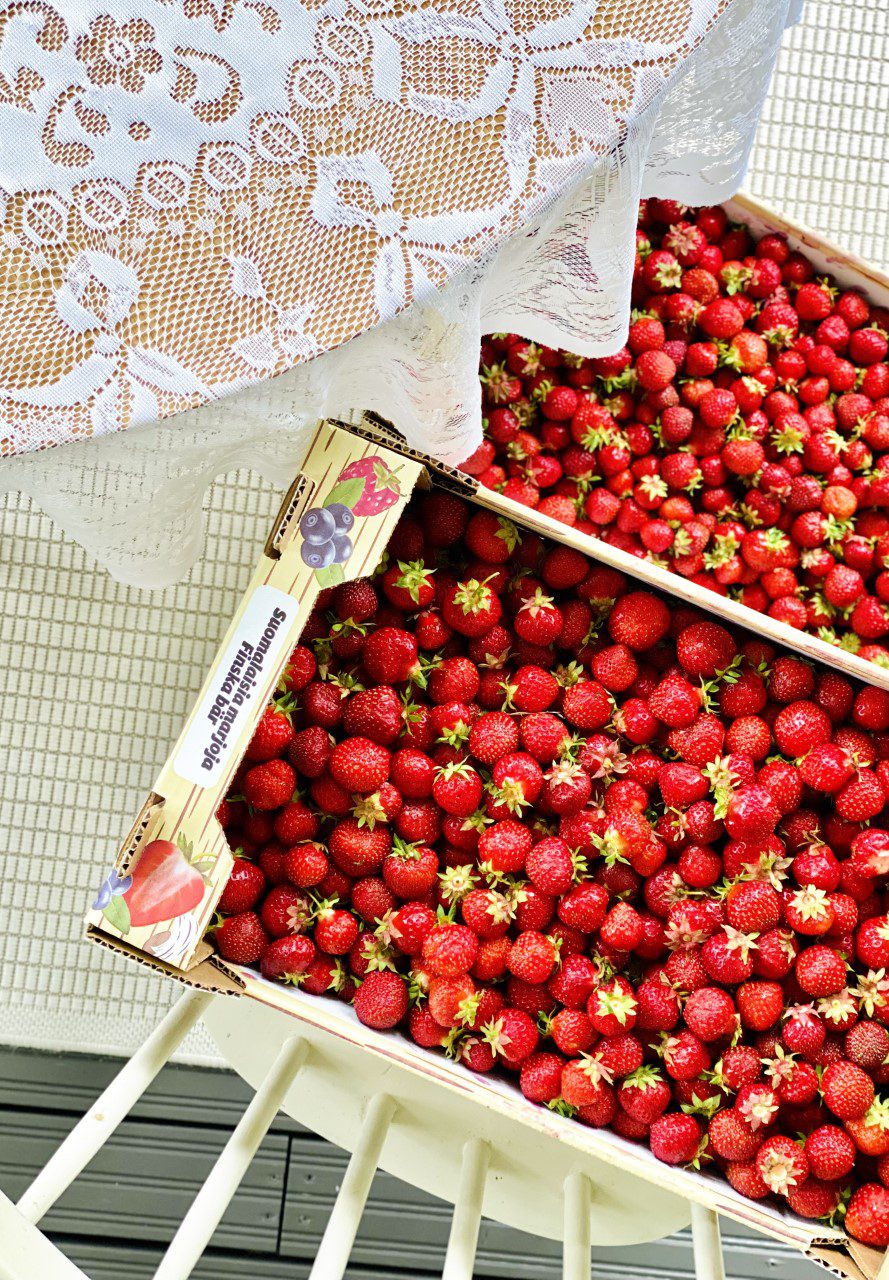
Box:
[86,925,245,997]
[810,1243,883,1280]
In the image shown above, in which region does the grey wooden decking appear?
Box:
[0,1048,824,1279]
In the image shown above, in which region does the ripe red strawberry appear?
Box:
[216,911,269,965]
[423,923,478,977]
[508,931,556,984]
[354,971,409,1029]
[382,839,438,899]
[314,904,359,955]
[846,1020,889,1070]
[243,759,296,810]
[676,621,736,677]
[514,589,563,645]
[805,1125,856,1181]
[288,725,333,777]
[329,737,390,793]
[382,560,436,610]
[246,703,295,761]
[736,981,783,1031]
[440,578,503,637]
[464,511,521,563]
[260,934,315,981]
[473,817,529,873]
[588,976,638,1036]
[608,591,670,651]
[219,858,266,914]
[683,987,736,1041]
[725,1160,770,1200]
[649,1113,701,1165]
[726,881,781,933]
[328,819,391,876]
[724,785,779,841]
[342,686,404,744]
[468,711,519,764]
[836,770,886,822]
[525,836,574,895]
[484,1008,538,1066]
[846,1184,889,1246]
[432,760,483,816]
[821,1060,875,1120]
[755,1135,808,1196]
[362,627,419,683]
[709,1109,760,1162]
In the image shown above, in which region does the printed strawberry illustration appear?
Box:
[122,834,215,929]
[329,457,402,517]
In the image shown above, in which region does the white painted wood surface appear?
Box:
[16,990,211,1225]
[152,1037,306,1280]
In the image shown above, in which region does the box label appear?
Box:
[173,585,298,787]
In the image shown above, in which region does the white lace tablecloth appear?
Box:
[0,0,800,586]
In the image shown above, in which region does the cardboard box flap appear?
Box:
[345,411,478,497]
[86,925,245,997]
[810,1242,887,1280]
[87,419,427,976]
[264,473,314,559]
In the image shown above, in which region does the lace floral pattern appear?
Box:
[0,0,745,456]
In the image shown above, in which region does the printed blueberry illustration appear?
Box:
[92,868,132,912]
[325,502,355,533]
[332,534,353,563]
[300,507,337,544]
[301,540,336,569]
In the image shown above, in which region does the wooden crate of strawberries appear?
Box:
[87,195,889,1280]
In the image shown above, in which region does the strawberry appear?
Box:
[243,759,296,810]
[755,1134,808,1196]
[709,1109,760,1162]
[382,839,438,899]
[329,737,390,793]
[805,1125,856,1181]
[432,760,483,816]
[216,911,268,965]
[649,1113,701,1165]
[725,786,779,841]
[423,923,478,977]
[508,931,556,984]
[382,560,436,610]
[608,592,670,650]
[468,711,519,764]
[362,627,419,683]
[440,578,503,637]
[354,970,409,1028]
[846,1183,889,1246]
[260,934,315,981]
[683,987,736,1041]
[219,858,266,914]
[822,1060,874,1120]
[342,686,404,744]
[246,703,295,761]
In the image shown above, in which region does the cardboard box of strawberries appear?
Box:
[87,196,889,1279]
[461,194,889,687]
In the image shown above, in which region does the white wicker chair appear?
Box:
[0,990,730,1280]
